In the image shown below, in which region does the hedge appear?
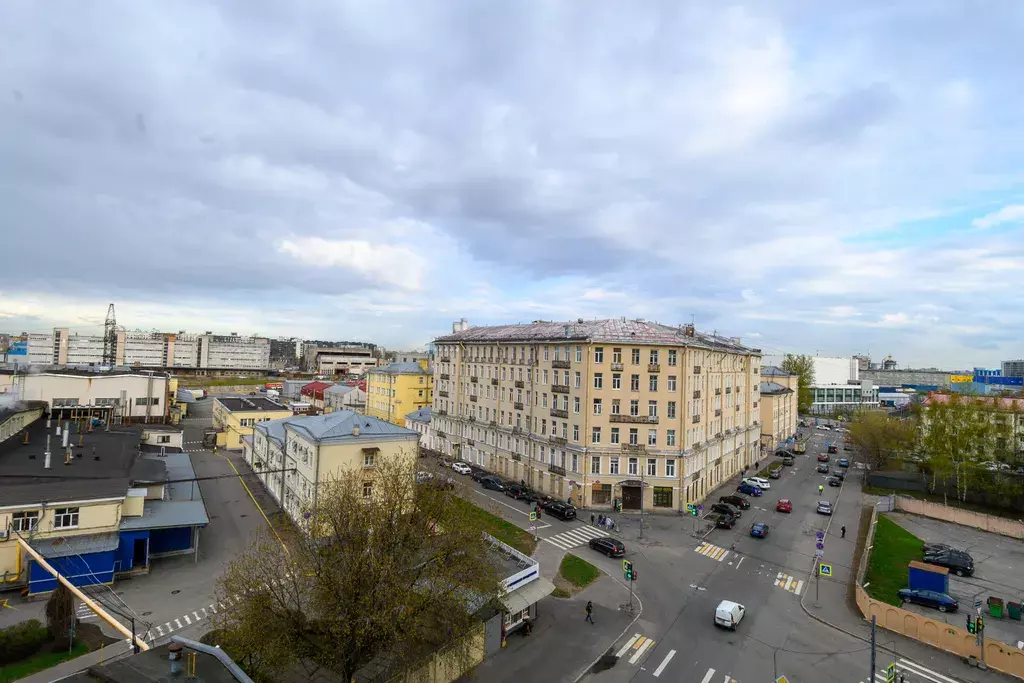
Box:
[0,619,50,666]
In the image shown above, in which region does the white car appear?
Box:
[714,600,746,630]
[451,462,472,475]
[742,477,771,490]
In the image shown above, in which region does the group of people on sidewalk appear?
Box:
[589,512,616,531]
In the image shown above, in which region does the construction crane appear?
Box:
[103,303,117,366]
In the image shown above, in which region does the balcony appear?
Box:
[512,453,522,461]
[437,431,446,438]
[725,387,732,394]
[692,414,700,424]
[467,439,475,446]
[512,426,523,435]
[437,390,449,398]
[715,409,722,417]
[468,415,476,422]
[552,384,570,394]
[515,380,525,388]
[693,390,701,399]
[514,402,524,411]
[550,408,568,419]
[611,362,623,372]
[548,464,567,476]
[715,388,721,396]
[753,401,758,408]
[550,435,567,446]
[470,376,478,384]
[610,414,657,424]
[694,366,702,374]
[552,359,571,369]
[440,373,450,380]
[621,443,646,454]
[470,395,478,403]
[491,378,498,386]
[438,409,448,416]
[648,363,661,373]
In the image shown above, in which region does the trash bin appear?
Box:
[988,596,1004,619]
[1008,602,1022,621]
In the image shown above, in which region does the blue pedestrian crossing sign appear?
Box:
[885,662,896,683]
[819,563,833,577]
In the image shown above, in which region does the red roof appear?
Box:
[924,392,1024,411]
[300,381,334,399]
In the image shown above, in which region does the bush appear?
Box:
[0,619,51,666]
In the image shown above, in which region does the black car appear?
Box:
[719,494,750,510]
[817,462,830,473]
[827,476,842,487]
[542,501,577,520]
[479,476,505,492]
[589,537,626,557]
[922,542,953,554]
[831,470,846,481]
[716,515,736,529]
[775,449,796,459]
[711,502,741,518]
[923,550,974,576]
[827,444,839,454]
[898,588,959,613]
[504,483,532,500]
[781,455,796,466]
[468,466,489,482]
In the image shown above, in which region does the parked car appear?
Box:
[817,453,830,462]
[776,499,792,513]
[452,462,472,475]
[827,444,839,454]
[898,588,959,613]
[742,477,771,490]
[782,455,796,466]
[838,457,850,468]
[719,494,750,510]
[479,476,505,492]
[775,449,796,459]
[541,500,577,520]
[711,502,741,518]
[923,550,974,576]
[716,515,736,529]
[468,466,489,481]
[817,462,830,473]
[504,483,533,500]
[831,469,846,481]
[750,522,769,538]
[714,600,746,630]
[827,476,842,487]
[769,466,783,479]
[737,482,763,496]
[438,457,452,468]
[921,542,953,554]
[843,444,853,451]
[816,500,833,515]
[589,537,626,557]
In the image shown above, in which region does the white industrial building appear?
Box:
[762,355,878,414]
[0,369,170,422]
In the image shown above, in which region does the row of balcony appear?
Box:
[552,359,571,369]
[609,414,658,424]
[552,384,569,394]
[550,408,568,419]
[437,390,449,398]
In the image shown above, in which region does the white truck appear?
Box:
[266,389,280,401]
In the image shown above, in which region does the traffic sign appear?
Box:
[819,563,832,577]
[816,531,825,540]
[816,541,824,550]
[975,600,982,608]
[529,523,536,533]
[815,549,824,557]
[885,662,896,683]
[776,676,790,683]
[697,504,703,511]
[622,559,632,573]
[529,511,537,522]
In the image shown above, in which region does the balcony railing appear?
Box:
[611,362,623,371]
[512,453,522,461]
[725,387,732,394]
[514,402,524,411]
[437,431,446,438]
[440,373,450,380]
[694,366,702,374]
[552,359,571,369]
[467,439,475,446]
[648,363,661,373]
[715,409,722,417]
[552,384,569,394]
[715,388,721,396]
[550,435,567,445]
[610,414,657,424]
[438,409,448,416]
[548,464,566,476]
[468,415,476,422]
[437,390,449,398]
[470,376,478,384]
[692,414,700,424]
[621,443,646,454]
[514,380,524,388]
[550,408,568,419]
[491,378,498,386]
[470,395,478,402]
[512,426,523,435]
[693,390,701,399]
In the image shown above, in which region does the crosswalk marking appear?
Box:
[857,660,962,683]
[774,572,804,595]
[616,634,640,658]
[700,668,716,683]
[652,649,676,677]
[629,637,655,664]
[695,542,730,562]
[543,524,608,551]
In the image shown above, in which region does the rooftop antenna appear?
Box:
[103,303,118,366]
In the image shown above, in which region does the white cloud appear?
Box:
[972,205,1024,229]
[276,237,428,291]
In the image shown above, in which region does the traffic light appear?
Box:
[686,504,698,516]
[977,616,984,632]
[967,615,975,634]
[622,560,637,581]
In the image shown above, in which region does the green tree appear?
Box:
[45,584,76,650]
[848,411,918,469]
[781,354,815,414]
[214,453,503,682]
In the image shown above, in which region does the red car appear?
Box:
[817,453,830,462]
[776,499,792,513]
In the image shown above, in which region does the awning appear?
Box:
[499,577,555,613]
[33,531,120,559]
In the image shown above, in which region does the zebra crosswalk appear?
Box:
[694,541,731,563]
[616,632,657,666]
[774,572,805,595]
[857,659,962,683]
[543,524,608,551]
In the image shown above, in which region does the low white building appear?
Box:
[404,407,433,450]
[0,370,170,422]
[324,384,366,412]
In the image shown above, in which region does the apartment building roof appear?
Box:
[924,392,1024,411]
[253,410,418,447]
[405,407,432,423]
[759,381,793,395]
[435,319,760,354]
[215,396,288,412]
[324,384,356,395]
[761,366,793,377]
[370,361,430,375]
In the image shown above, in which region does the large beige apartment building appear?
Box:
[758,366,799,451]
[432,319,763,512]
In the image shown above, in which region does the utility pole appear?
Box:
[815,562,820,605]
[639,460,645,539]
[870,616,877,683]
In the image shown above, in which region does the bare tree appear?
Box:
[214,452,503,682]
[45,584,76,650]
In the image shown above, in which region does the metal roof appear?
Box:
[761,366,793,377]
[287,410,418,443]
[405,407,432,423]
[32,531,120,559]
[370,361,430,375]
[759,381,793,395]
[215,397,289,412]
[434,319,759,354]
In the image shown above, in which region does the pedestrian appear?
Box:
[598,513,605,526]
[841,525,846,539]
[818,484,824,495]
[591,513,596,526]
[585,600,594,624]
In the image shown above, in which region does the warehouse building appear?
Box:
[0,369,170,423]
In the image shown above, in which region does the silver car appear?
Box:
[816,500,833,515]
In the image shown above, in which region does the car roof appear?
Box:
[752,522,767,528]
[778,498,790,503]
[818,500,832,505]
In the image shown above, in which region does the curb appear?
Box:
[571,566,645,683]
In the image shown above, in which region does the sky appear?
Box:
[1,2,1023,368]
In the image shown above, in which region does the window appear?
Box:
[542,393,548,408]
[611,399,621,414]
[629,428,639,445]
[668,376,677,392]
[157,435,171,444]
[668,350,677,366]
[648,400,658,418]
[562,422,568,438]
[649,375,658,392]
[134,397,159,406]
[12,511,39,532]
[574,371,581,388]
[593,399,602,415]
[630,399,639,416]
[592,427,601,443]
[594,373,603,389]
[610,457,620,475]
[666,458,676,476]
[543,369,549,384]
[648,429,657,446]
[544,346,550,361]
[650,350,659,364]
[591,456,601,474]
[53,507,79,529]
[575,346,582,362]
[630,374,640,391]
[613,348,622,363]
[363,482,373,499]
[628,458,639,475]
[571,453,579,473]
[574,396,580,413]
[541,419,547,435]
[593,347,604,364]
[653,486,673,508]
[573,424,579,441]
[647,458,657,476]
[611,427,620,444]
[612,373,621,390]
[631,348,640,364]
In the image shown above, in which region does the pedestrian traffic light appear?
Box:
[967,615,975,633]
[977,616,984,632]
[686,504,698,516]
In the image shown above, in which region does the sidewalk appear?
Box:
[16,640,135,683]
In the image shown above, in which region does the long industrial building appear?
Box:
[431,318,763,512]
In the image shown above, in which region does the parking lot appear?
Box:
[888,512,1024,647]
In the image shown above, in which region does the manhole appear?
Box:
[171,590,181,595]
[142,611,152,616]
[240,514,248,518]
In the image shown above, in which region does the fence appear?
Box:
[893,496,1024,540]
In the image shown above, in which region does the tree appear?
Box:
[781,354,815,414]
[45,584,76,650]
[214,453,504,682]
[849,411,918,470]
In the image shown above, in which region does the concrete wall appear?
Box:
[397,622,485,683]
[894,496,1024,540]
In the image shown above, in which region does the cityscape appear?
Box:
[2,4,1024,683]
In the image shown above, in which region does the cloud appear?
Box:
[276,237,428,291]
[972,205,1024,229]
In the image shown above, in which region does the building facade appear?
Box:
[758,367,798,451]
[366,361,433,425]
[1001,360,1024,378]
[324,384,367,413]
[211,397,291,449]
[404,407,434,450]
[0,370,170,423]
[431,319,762,512]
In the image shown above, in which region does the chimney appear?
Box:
[56,422,61,437]
[44,435,51,469]
[352,426,360,437]
[683,324,695,338]
[169,642,183,677]
[563,325,570,338]
[62,427,69,450]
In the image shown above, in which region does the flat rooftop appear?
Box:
[215,396,288,412]
[62,640,243,683]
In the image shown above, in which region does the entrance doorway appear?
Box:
[621,485,642,510]
[132,538,148,569]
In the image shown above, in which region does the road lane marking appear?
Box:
[898,659,962,683]
[544,525,607,550]
[632,636,647,650]
[616,634,640,657]
[183,614,192,625]
[700,668,716,683]
[174,618,183,629]
[629,637,655,664]
[652,649,676,677]
[735,557,744,570]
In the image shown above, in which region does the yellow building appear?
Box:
[212,396,292,449]
[432,319,763,512]
[242,410,420,525]
[759,367,799,451]
[366,361,433,426]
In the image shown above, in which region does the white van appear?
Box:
[714,600,745,630]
